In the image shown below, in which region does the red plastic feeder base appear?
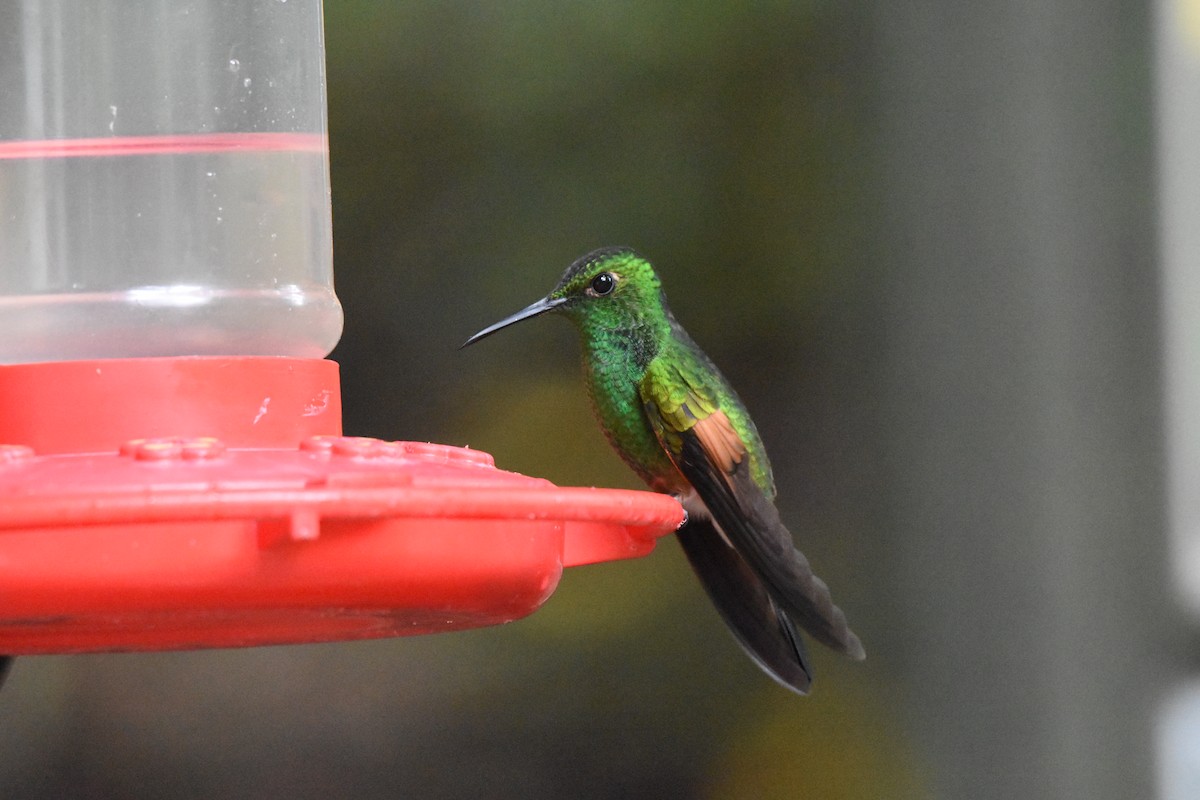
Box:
[0,357,684,654]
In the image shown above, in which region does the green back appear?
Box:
[552,248,776,498]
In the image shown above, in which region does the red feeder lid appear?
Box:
[0,357,684,654]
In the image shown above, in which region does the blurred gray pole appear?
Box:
[871,4,1165,799]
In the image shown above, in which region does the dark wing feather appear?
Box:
[676,429,865,660]
[676,517,813,694]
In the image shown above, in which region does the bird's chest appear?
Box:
[581,345,683,492]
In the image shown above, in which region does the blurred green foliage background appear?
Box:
[324,3,914,797]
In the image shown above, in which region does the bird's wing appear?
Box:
[640,360,865,661]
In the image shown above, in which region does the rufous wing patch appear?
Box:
[691,409,746,475]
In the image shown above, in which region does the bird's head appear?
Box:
[462,247,670,347]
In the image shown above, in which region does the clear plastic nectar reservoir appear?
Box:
[0,1,342,362]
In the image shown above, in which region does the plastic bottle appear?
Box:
[0,0,342,362]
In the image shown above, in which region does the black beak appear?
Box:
[460,295,567,348]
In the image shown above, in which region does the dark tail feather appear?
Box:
[725,489,865,661]
[676,434,866,661]
[676,519,813,695]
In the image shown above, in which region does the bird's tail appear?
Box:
[675,433,866,663]
[719,483,866,662]
[676,519,813,695]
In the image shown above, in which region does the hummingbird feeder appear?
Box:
[0,1,683,656]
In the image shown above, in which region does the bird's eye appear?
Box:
[590,272,616,296]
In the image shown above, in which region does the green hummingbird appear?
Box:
[463,247,864,693]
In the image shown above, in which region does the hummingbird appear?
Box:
[462,247,864,694]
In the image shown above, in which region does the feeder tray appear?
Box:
[0,356,684,654]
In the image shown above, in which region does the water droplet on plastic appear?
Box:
[243,78,252,88]
[228,58,240,73]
